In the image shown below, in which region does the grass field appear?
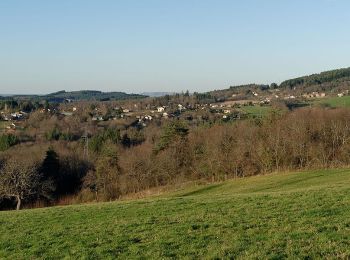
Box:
[240,105,273,117]
[313,95,350,108]
[1,169,350,259]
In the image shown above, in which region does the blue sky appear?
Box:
[0,0,349,94]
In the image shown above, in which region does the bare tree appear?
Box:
[0,159,40,210]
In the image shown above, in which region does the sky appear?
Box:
[0,0,350,94]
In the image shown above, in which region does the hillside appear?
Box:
[1,169,349,259]
[1,90,147,102]
[279,67,350,89]
[45,90,147,102]
[198,67,350,103]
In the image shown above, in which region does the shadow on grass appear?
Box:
[250,174,325,193]
[179,183,225,197]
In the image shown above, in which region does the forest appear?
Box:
[1,104,350,210]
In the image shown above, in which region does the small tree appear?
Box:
[95,144,122,200]
[0,159,40,210]
[82,143,121,201]
[0,134,19,151]
[154,120,189,153]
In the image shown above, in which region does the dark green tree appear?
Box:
[0,134,19,151]
[40,147,60,200]
[154,120,189,153]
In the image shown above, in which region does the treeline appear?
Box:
[2,107,350,210]
[0,99,53,112]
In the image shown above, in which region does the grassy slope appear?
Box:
[1,169,350,259]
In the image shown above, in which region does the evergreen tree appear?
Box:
[40,147,60,200]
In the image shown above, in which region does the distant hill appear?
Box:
[211,67,350,99]
[279,67,350,89]
[141,92,175,97]
[3,90,147,102]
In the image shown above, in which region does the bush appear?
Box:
[0,134,19,151]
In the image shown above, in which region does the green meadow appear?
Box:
[314,95,350,108]
[1,169,350,259]
[240,105,273,117]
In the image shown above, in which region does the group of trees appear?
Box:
[0,147,89,210]
[0,99,52,112]
[80,107,350,201]
[3,106,350,210]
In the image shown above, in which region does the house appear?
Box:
[260,98,271,105]
[92,116,104,121]
[122,109,130,113]
[338,93,344,97]
[1,114,10,121]
[303,92,326,99]
[61,112,73,116]
[284,95,296,100]
[10,112,24,120]
[6,123,16,130]
[72,107,77,112]
[224,109,231,114]
[162,112,169,118]
[157,107,165,112]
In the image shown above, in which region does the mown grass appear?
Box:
[1,169,350,259]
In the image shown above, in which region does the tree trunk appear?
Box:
[16,196,21,210]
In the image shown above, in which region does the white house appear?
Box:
[157,107,165,112]
[178,104,184,110]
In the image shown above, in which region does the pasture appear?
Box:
[0,169,349,259]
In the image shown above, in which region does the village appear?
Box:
[1,87,349,136]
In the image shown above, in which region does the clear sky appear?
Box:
[1,0,350,94]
